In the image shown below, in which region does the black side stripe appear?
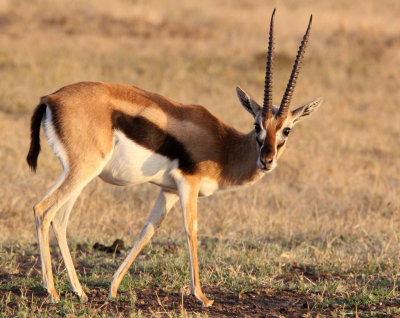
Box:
[112,111,197,174]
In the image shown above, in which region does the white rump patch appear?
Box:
[40,106,69,198]
[42,107,69,171]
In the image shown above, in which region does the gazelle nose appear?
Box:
[260,158,273,168]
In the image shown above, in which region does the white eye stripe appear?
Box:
[255,128,266,148]
[256,136,263,147]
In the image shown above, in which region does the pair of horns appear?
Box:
[262,9,312,118]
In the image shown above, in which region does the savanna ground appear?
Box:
[0,0,400,316]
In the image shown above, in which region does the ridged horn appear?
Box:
[278,15,312,118]
[262,8,276,118]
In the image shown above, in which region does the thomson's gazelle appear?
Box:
[27,10,323,307]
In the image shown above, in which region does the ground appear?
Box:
[1,240,400,317]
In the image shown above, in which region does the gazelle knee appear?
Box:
[33,203,52,231]
[33,204,44,225]
[33,202,43,218]
[183,220,197,239]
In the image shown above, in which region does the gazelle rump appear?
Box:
[27,10,323,307]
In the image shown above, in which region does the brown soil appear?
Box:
[0,252,315,317]
[1,285,314,317]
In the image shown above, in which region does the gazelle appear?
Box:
[27,10,322,307]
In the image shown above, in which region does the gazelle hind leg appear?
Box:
[108,190,179,300]
[34,166,106,303]
[51,193,88,302]
[172,173,213,307]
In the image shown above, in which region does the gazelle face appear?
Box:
[254,112,291,172]
[235,9,323,173]
[236,86,323,173]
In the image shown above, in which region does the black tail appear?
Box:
[27,103,47,172]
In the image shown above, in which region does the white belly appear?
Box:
[99,131,176,188]
[99,131,224,197]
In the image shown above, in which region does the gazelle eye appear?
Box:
[283,127,291,136]
[254,123,261,134]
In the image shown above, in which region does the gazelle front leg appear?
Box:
[173,173,214,307]
[108,190,179,300]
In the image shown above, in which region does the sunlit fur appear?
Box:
[27,80,322,307]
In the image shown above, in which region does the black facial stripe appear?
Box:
[112,111,197,174]
[277,141,286,148]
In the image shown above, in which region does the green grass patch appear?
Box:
[1,237,400,316]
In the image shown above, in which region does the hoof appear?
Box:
[202,298,214,308]
[49,291,60,304]
[107,290,117,302]
[194,291,214,308]
[78,291,89,303]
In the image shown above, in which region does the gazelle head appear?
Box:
[236,9,323,172]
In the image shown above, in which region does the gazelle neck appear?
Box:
[219,129,263,188]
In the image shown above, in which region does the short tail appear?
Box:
[27,103,47,172]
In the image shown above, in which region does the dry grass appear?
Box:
[0,0,400,315]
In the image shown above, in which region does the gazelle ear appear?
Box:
[236,86,261,117]
[291,97,323,124]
